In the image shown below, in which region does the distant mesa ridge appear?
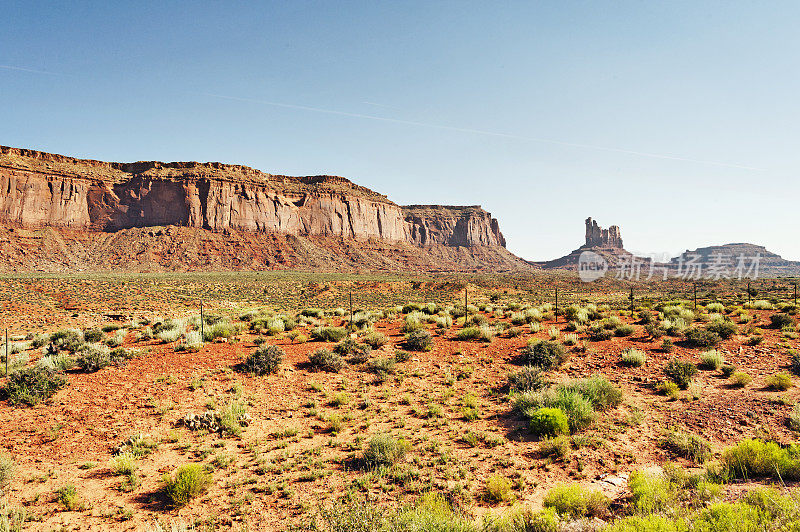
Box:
[0,145,525,272]
[583,217,623,249]
[537,216,638,269]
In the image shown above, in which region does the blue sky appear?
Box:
[2,1,798,261]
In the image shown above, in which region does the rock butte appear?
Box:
[0,146,528,272]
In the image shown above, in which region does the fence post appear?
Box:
[5,328,8,377]
[464,285,468,326]
[630,287,634,312]
[794,283,797,306]
[349,291,353,331]
[693,282,697,309]
[200,300,204,341]
[554,288,559,321]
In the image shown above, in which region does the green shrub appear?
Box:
[362,434,410,469]
[366,357,396,376]
[483,474,515,503]
[55,484,83,511]
[308,349,344,373]
[241,344,284,375]
[362,331,387,349]
[174,331,203,352]
[771,313,795,329]
[766,372,793,391]
[162,463,211,507]
[719,439,800,481]
[310,327,348,342]
[82,328,103,343]
[614,324,635,337]
[560,376,623,411]
[720,364,737,378]
[0,454,14,489]
[700,350,724,370]
[521,340,567,370]
[516,387,595,433]
[707,319,738,339]
[508,365,547,393]
[587,324,613,342]
[539,435,571,460]
[645,323,665,339]
[49,329,84,352]
[730,371,752,387]
[528,407,569,437]
[405,329,432,351]
[662,431,711,463]
[790,404,800,432]
[3,367,67,406]
[543,484,610,518]
[621,349,646,367]
[664,359,698,389]
[455,326,494,342]
[111,451,137,476]
[75,343,120,372]
[661,338,674,353]
[684,327,721,348]
[657,381,680,399]
[334,338,371,362]
[393,350,411,363]
[628,470,674,515]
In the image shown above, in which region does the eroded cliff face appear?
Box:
[0,146,505,248]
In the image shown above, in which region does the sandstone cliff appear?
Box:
[0,146,523,272]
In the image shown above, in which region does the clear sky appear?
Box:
[2,1,798,261]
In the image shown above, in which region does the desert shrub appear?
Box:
[174,331,203,352]
[529,322,542,334]
[36,352,74,372]
[156,327,182,343]
[614,324,635,337]
[401,312,425,333]
[393,350,411,363]
[627,470,675,515]
[539,435,571,460]
[766,372,793,391]
[662,431,711,463]
[602,316,623,329]
[83,328,103,343]
[483,475,514,503]
[720,364,737,378]
[75,343,122,372]
[684,327,721,348]
[310,327,348,343]
[362,331,387,349]
[405,329,432,351]
[789,404,800,431]
[433,315,453,329]
[3,367,67,406]
[521,340,567,370]
[366,357,396,376]
[516,387,595,433]
[241,345,284,375]
[362,434,410,469]
[661,338,674,353]
[162,463,211,507]
[31,333,50,348]
[586,324,613,342]
[719,439,800,481]
[771,313,795,329]
[562,333,579,346]
[543,484,610,518]
[308,349,344,373]
[560,376,623,410]
[0,455,14,489]
[333,338,369,358]
[300,308,325,318]
[137,327,153,341]
[645,323,665,339]
[111,451,138,476]
[455,326,494,342]
[657,381,680,399]
[105,329,126,348]
[700,350,724,370]
[528,407,569,437]
[706,302,725,313]
[621,348,646,367]
[730,371,752,387]
[508,366,547,393]
[706,319,738,340]
[55,484,83,511]
[663,359,698,389]
[49,329,84,352]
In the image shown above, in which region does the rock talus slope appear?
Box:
[0,146,526,272]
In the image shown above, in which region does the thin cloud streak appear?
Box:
[0,64,58,75]
[201,92,765,171]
